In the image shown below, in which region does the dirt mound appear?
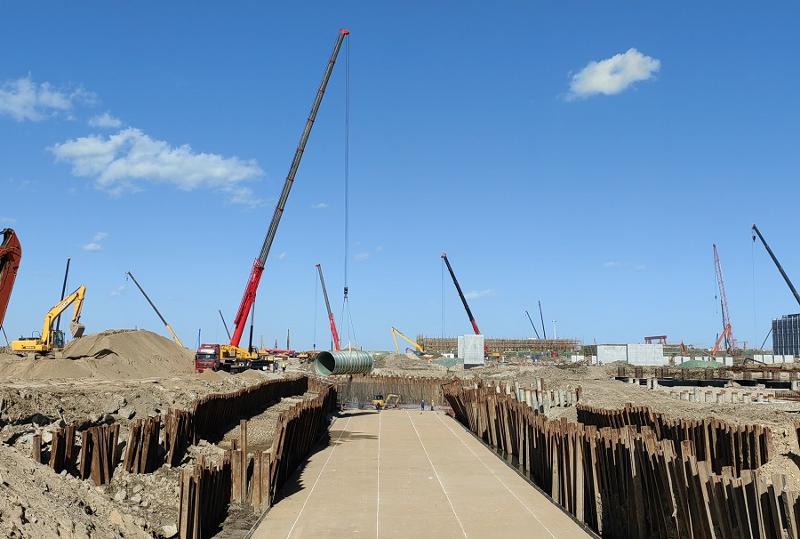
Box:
[0,329,193,381]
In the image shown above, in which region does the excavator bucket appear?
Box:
[71,321,85,338]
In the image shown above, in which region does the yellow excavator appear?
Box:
[12,285,86,355]
[391,326,424,356]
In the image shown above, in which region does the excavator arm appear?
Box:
[41,285,86,348]
[0,228,22,330]
[391,327,423,353]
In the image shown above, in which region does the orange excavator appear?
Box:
[0,228,22,334]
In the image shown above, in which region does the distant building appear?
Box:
[417,336,580,355]
[773,314,800,356]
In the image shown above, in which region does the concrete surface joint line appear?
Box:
[405,410,467,538]
[285,415,353,539]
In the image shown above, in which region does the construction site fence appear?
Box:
[333,374,452,407]
[178,379,337,538]
[576,403,771,475]
[443,381,799,538]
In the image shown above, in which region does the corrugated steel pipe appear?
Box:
[314,350,373,376]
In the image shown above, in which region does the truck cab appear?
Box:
[195,344,221,373]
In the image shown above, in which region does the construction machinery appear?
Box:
[391,326,423,355]
[441,252,481,335]
[384,394,401,408]
[752,224,800,307]
[316,264,341,351]
[195,29,349,372]
[524,310,541,339]
[710,244,736,357]
[372,394,385,410]
[126,271,183,348]
[12,285,86,355]
[0,228,22,332]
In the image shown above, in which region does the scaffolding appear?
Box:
[416,336,580,355]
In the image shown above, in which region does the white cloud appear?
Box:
[567,48,660,100]
[603,261,622,269]
[464,289,494,300]
[50,127,264,206]
[0,75,95,121]
[277,251,287,260]
[88,112,122,129]
[354,252,370,261]
[82,231,109,252]
[634,264,646,271]
[1,216,16,225]
[110,285,127,297]
[311,202,328,209]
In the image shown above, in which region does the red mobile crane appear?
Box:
[0,228,22,332]
[441,252,481,335]
[315,263,341,351]
[710,244,736,357]
[195,30,350,372]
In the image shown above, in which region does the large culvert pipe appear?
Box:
[314,350,373,376]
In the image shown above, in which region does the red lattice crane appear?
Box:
[711,244,736,357]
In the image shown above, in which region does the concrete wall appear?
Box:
[627,343,664,366]
[597,345,627,363]
[463,335,485,366]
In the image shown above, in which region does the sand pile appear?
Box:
[0,329,193,381]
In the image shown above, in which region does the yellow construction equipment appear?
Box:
[384,394,401,409]
[12,285,86,354]
[390,326,424,355]
[372,394,385,410]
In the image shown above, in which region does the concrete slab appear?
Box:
[252,410,589,539]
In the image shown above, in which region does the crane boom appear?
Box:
[524,310,541,339]
[315,263,341,351]
[126,271,184,348]
[230,29,350,348]
[752,224,800,307]
[711,244,735,356]
[441,252,481,335]
[0,228,22,331]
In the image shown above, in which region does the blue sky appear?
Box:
[2,2,799,351]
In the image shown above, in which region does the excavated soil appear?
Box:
[0,330,193,381]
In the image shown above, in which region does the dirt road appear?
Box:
[252,409,589,539]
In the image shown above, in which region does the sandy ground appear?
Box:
[253,409,588,539]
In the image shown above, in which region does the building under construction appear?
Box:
[417,336,580,355]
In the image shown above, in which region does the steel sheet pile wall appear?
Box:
[577,403,771,474]
[177,380,337,538]
[32,423,120,485]
[178,454,232,539]
[263,379,337,507]
[124,416,161,474]
[334,374,451,407]
[443,381,799,538]
[164,376,308,464]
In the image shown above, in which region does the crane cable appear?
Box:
[752,231,758,350]
[313,268,318,350]
[340,34,359,350]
